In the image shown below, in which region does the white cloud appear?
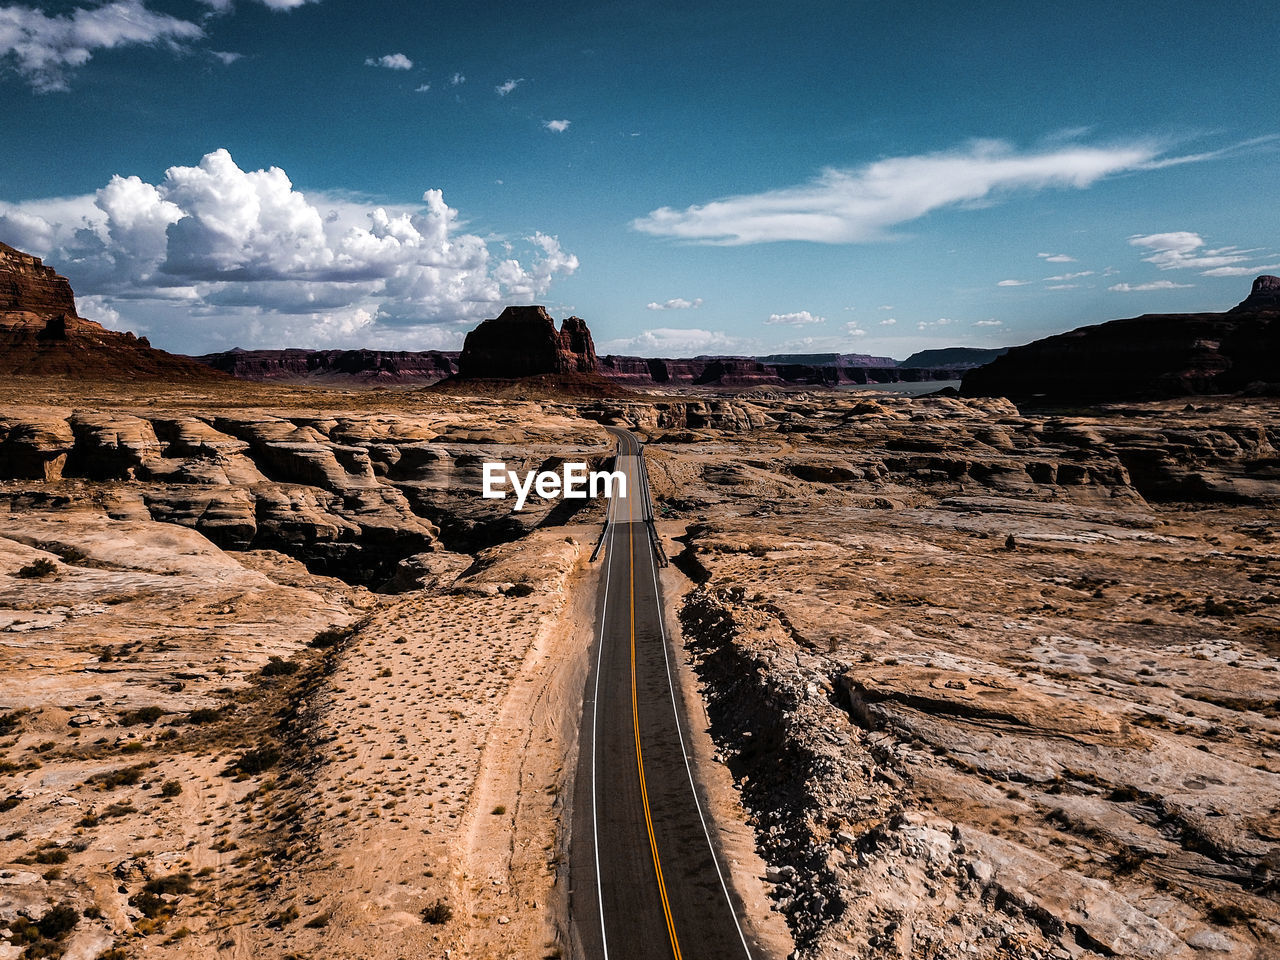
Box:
[646,297,702,311]
[997,279,1031,287]
[1046,284,1078,290]
[601,327,743,356]
[450,71,464,85]
[1044,270,1094,281]
[0,0,204,92]
[765,310,825,326]
[880,317,896,326]
[1037,252,1075,262]
[917,317,955,331]
[879,304,894,310]
[0,149,579,351]
[495,77,524,96]
[845,322,866,337]
[415,83,430,93]
[210,50,241,64]
[974,319,1002,326]
[1200,262,1280,278]
[366,52,412,70]
[633,138,1184,245]
[1108,280,1194,292]
[1127,232,1253,271]
[544,119,571,132]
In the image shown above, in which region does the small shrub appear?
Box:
[119,706,166,726]
[144,872,194,896]
[34,847,69,865]
[421,899,453,924]
[185,707,222,725]
[304,912,331,928]
[491,805,506,816]
[260,657,299,678]
[38,903,80,939]
[309,627,347,649]
[161,780,183,798]
[1,794,23,812]
[227,745,280,777]
[16,558,58,579]
[86,762,152,790]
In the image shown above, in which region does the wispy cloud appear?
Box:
[632,138,1210,245]
[879,317,896,326]
[974,319,1002,326]
[1037,252,1076,262]
[845,322,866,337]
[646,297,702,311]
[1201,262,1280,278]
[415,83,430,93]
[1108,280,1194,292]
[765,310,825,326]
[997,279,1031,287]
[449,71,465,85]
[366,52,412,70]
[1127,232,1256,271]
[0,0,204,92]
[495,77,524,96]
[543,119,570,133]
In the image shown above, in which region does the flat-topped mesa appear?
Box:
[457,305,598,379]
[1231,274,1280,313]
[0,241,78,316]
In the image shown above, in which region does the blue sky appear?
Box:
[1,0,1278,358]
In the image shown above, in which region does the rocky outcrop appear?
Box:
[962,277,1280,403]
[0,241,77,315]
[900,346,1009,369]
[456,306,599,379]
[197,348,459,383]
[0,241,226,381]
[597,355,966,388]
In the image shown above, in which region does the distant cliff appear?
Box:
[901,347,1009,369]
[962,276,1280,403]
[199,347,459,383]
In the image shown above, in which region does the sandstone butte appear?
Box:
[0,241,225,382]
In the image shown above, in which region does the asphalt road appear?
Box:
[570,427,758,960]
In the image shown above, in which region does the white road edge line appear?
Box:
[590,473,617,960]
[642,447,755,958]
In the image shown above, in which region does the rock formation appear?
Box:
[962,276,1280,403]
[0,240,224,381]
[198,347,459,383]
[456,305,599,379]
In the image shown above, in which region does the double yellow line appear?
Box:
[626,449,683,959]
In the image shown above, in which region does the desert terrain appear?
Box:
[1,375,1278,960]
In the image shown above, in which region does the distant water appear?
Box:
[838,379,962,396]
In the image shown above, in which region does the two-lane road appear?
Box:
[570,428,758,960]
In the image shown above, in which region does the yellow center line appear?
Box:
[627,440,683,959]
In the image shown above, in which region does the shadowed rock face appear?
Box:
[0,241,225,381]
[962,276,1280,404]
[457,305,599,379]
[0,241,77,315]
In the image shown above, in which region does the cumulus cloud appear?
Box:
[646,298,702,311]
[601,327,743,356]
[974,319,1002,326]
[544,119,570,132]
[0,149,579,351]
[1108,280,1194,292]
[0,0,203,92]
[879,317,896,326]
[632,138,1193,245]
[765,310,824,326]
[495,77,524,96]
[366,52,412,70]
[845,322,866,337]
[449,71,464,85]
[1037,252,1075,262]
